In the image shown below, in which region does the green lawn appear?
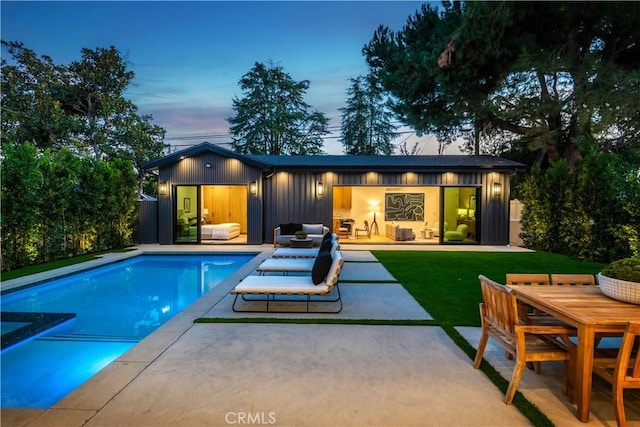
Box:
[372,250,604,326]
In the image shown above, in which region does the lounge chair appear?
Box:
[230,251,344,313]
[257,241,339,275]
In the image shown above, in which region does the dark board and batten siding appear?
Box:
[262,170,509,245]
[481,172,510,245]
[145,143,523,246]
[135,201,158,244]
[157,153,265,244]
[263,172,332,243]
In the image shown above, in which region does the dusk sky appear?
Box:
[1,1,448,154]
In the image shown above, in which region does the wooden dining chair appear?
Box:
[474,275,573,404]
[505,273,562,326]
[505,273,551,286]
[505,273,579,376]
[592,321,640,427]
[548,274,611,350]
[550,274,596,286]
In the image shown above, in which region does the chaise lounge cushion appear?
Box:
[311,250,332,285]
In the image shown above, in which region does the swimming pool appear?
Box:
[0,253,254,408]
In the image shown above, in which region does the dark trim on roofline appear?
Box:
[265,164,525,174]
[143,142,272,171]
[143,141,527,173]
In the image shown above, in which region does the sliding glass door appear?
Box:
[175,185,199,243]
[442,187,479,244]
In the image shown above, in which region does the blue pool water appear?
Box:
[0,253,254,408]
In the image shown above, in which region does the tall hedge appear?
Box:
[1,143,137,270]
[518,153,640,263]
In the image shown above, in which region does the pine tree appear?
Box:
[339,75,397,155]
[228,61,328,155]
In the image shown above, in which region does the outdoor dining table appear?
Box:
[507,285,640,423]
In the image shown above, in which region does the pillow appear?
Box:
[303,223,324,235]
[321,231,332,245]
[279,223,293,235]
[290,223,303,233]
[319,237,332,253]
[311,250,333,285]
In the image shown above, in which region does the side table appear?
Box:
[420,229,434,239]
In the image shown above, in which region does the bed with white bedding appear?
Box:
[201,223,241,240]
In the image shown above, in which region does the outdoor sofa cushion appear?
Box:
[303,223,325,235]
[279,223,302,235]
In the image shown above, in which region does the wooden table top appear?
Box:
[508,285,640,327]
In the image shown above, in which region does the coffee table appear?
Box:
[290,237,313,248]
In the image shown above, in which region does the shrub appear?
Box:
[517,152,640,263]
[601,258,640,283]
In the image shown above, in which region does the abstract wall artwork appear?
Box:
[385,193,424,221]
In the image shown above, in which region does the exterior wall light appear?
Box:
[492,182,502,197]
[317,182,324,196]
[205,163,212,168]
[249,181,258,195]
[158,181,168,196]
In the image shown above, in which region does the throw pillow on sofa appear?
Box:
[279,223,293,235]
[303,223,324,235]
[311,250,332,285]
[279,223,303,235]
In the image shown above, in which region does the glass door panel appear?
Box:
[442,187,478,243]
[175,185,199,243]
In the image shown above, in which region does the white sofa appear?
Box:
[273,223,329,247]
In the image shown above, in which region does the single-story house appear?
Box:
[142,142,526,246]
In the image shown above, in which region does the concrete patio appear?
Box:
[1,244,638,426]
